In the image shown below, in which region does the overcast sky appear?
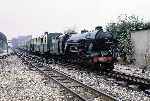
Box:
[0,0,150,40]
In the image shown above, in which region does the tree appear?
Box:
[106,14,145,64]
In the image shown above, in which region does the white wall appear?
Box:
[131,30,150,65]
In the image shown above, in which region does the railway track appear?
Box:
[20,51,150,92]
[55,61,150,85]
[16,51,118,101]
[107,71,150,85]
[56,61,150,94]
[15,49,150,96]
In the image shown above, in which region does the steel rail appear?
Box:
[17,51,118,101]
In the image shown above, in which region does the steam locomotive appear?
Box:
[19,29,117,71]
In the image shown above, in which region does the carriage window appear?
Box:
[41,38,43,43]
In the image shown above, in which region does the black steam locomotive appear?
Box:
[19,29,117,71]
